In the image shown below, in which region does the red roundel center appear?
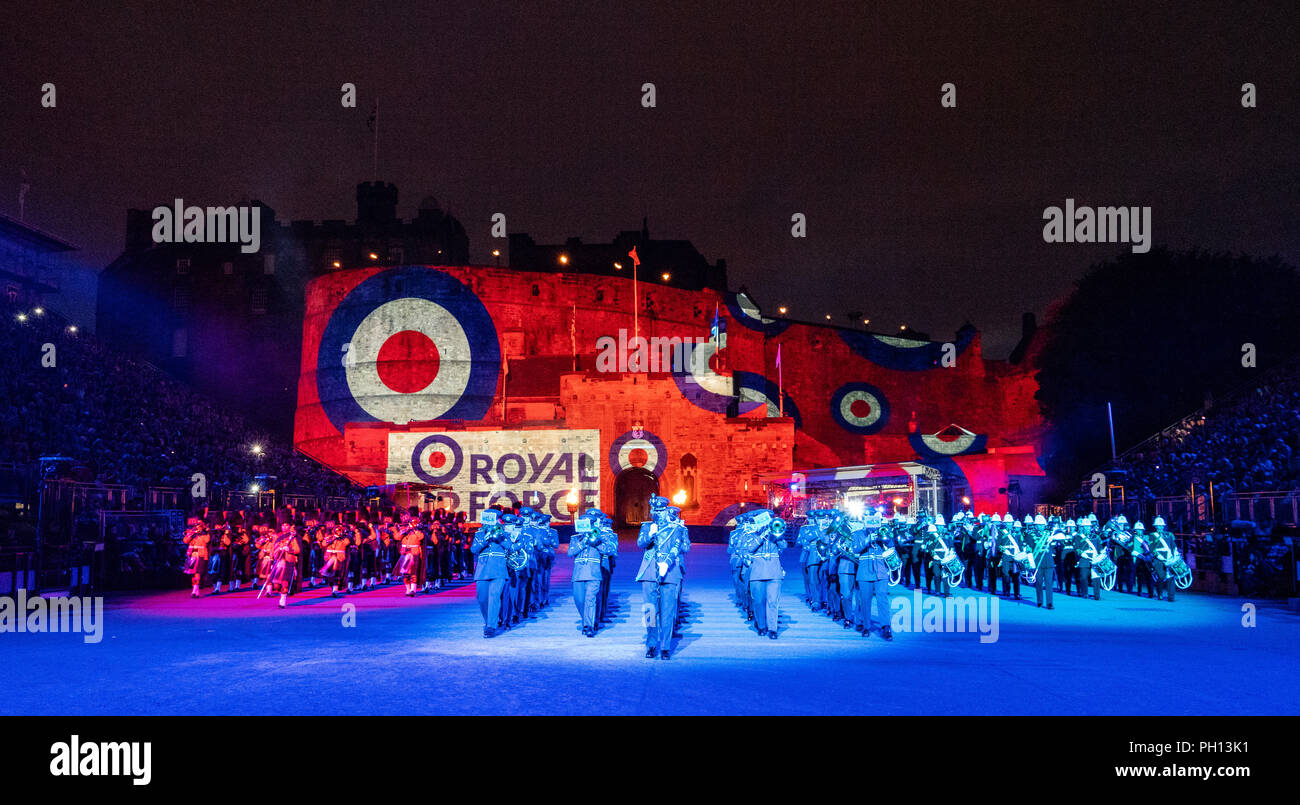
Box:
[850,399,872,419]
[628,447,649,467]
[428,451,448,469]
[377,330,440,394]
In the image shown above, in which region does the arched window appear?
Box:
[680,453,698,507]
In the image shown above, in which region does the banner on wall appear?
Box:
[386,429,601,521]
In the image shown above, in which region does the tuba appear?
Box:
[506,529,529,571]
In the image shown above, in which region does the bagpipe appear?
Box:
[320,538,351,581]
[392,524,423,576]
[257,533,298,598]
[1153,533,1193,590]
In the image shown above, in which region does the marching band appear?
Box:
[180,501,1191,651]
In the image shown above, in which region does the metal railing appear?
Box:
[1223,491,1300,527]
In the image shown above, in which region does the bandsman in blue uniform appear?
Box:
[471,510,510,637]
[727,510,757,619]
[636,495,690,659]
[853,511,895,640]
[593,510,617,623]
[741,509,788,639]
[539,511,559,608]
[832,509,863,629]
[570,508,615,636]
[798,510,832,611]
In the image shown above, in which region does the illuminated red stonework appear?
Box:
[295,264,1044,524]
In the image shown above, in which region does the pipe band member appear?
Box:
[321,526,353,596]
[398,516,425,597]
[182,522,211,598]
[267,526,301,609]
[208,525,232,595]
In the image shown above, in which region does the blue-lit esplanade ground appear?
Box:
[4,541,1296,716]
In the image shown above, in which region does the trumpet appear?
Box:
[768,517,788,538]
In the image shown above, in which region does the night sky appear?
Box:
[5,2,1298,355]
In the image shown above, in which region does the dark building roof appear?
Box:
[507,218,727,293]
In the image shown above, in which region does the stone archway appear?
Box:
[615,467,659,527]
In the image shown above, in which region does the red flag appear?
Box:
[628,245,640,267]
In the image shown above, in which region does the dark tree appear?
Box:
[1034,248,1300,498]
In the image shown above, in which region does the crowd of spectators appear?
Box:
[1105,367,1300,500]
[0,299,357,499]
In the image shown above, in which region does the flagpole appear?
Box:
[633,259,638,343]
[778,348,784,417]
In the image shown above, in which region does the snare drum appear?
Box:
[1092,555,1117,578]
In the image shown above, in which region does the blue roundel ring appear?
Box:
[838,325,975,371]
[609,429,667,477]
[734,371,802,428]
[830,382,890,435]
[316,266,501,434]
[712,502,764,527]
[908,431,988,458]
[724,292,791,336]
[411,434,465,485]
